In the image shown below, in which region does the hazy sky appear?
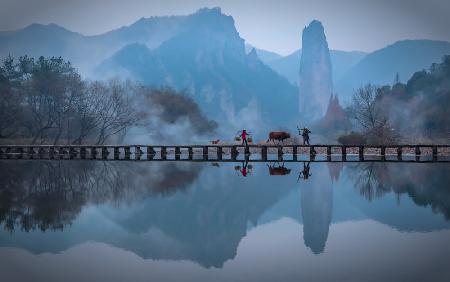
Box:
[1,0,449,55]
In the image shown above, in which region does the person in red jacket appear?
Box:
[240,129,249,146]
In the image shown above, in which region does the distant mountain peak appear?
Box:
[195,7,222,15]
[306,20,324,30]
[22,23,74,33]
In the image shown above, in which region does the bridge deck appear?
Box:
[0,144,449,162]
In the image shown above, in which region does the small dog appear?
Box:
[211,139,220,144]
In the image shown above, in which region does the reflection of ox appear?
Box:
[267,131,291,144]
[267,163,291,176]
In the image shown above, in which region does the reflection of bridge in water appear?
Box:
[1,144,449,162]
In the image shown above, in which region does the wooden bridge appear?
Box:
[1,144,449,162]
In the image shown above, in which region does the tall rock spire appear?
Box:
[298,20,333,120]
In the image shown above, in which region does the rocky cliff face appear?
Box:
[98,8,298,133]
[298,20,333,120]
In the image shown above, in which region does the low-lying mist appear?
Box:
[126,87,218,144]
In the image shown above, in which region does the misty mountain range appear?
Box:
[1,7,450,121]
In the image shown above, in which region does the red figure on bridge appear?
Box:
[240,130,249,146]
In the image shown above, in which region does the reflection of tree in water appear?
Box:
[0,161,201,232]
[348,163,391,201]
[0,161,293,267]
[348,163,450,219]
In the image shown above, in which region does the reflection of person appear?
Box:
[298,162,312,181]
[240,161,249,177]
[240,130,249,146]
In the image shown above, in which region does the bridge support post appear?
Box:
[124,146,131,159]
[146,146,155,160]
[359,146,364,161]
[397,146,402,160]
[231,146,238,161]
[160,146,167,160]
[135,146,142,160]
[292,146,297,161]
[415,146,421,161]
[432,146,438,161]
[261,146,267,161]
[188,147,193,160]
[277,147,283,161]
[114,147,120,159]
[91,147,97,159]
[80,147,86,159]
[381,146,386,161]
[342,146,347,161]
[310,146,316,161]
[102,147,108,159]
[415,146,421,155]
[15,147,23,159]
[175,147,181,160]
[217,146,223,160]
[203,146,208,161]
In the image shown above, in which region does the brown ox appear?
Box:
[267,131,291,144]
[267,163,291,176]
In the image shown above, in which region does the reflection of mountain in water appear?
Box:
[327,162,343,183]
[300,163,333,254]
[0,161,293,268]
[0,161,450,267]
[100,164,293,267]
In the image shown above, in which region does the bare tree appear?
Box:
[92,80,139,144]
[348,84,399,144]
[1,56,142,145]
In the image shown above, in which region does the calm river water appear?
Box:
[0,160,449,281]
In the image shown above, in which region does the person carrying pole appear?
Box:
[301,127,311,145]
